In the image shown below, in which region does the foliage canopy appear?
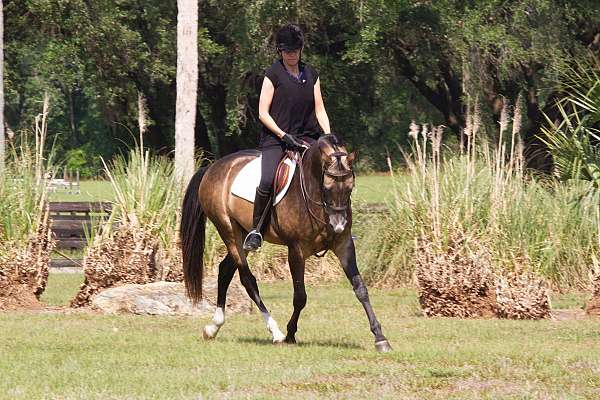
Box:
[3,0,600,172]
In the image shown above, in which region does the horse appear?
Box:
[180,134,392,352]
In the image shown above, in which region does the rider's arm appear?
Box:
[259,77,286,139]
[314,78,331,134]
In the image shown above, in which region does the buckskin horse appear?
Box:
[180,135,391,352]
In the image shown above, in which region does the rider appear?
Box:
[243,24,332,251]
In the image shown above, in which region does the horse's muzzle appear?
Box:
[329,213,347,233]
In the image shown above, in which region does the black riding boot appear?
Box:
[243,188,272,251]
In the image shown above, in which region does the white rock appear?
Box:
[91,280,251,316]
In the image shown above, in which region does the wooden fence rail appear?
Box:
[49,201,112,269]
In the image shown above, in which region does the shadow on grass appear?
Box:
[234,336,363,349]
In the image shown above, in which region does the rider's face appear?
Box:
[281,48,301,66]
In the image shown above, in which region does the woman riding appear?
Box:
[243,24,333,251]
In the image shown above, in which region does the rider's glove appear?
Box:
[321,132,342,146]
[281,134,306,151]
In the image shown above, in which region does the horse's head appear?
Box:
[317,135,356,233]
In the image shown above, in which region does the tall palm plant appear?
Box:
[541,56,600,190]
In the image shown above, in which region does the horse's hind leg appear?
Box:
[238,262,286,344]
[227,224,286,344]
[203,253,236,340]
[284,245,307,344]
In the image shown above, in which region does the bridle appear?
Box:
[294,148,354,227]
[322,151,355,212]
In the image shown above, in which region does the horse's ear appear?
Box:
[347,150,357,167]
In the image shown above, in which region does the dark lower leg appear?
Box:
[238,266,269,315]
[285,283,307,343]
[216,254,237,308]
[203,254,237,339]
[349,274,386,343]
[336,237,387,344]
[285,248,306,343]
[243,188,272,251]
[238,264,286,342]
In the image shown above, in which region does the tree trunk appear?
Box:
[0,0,4,172]
[175,0,198,185]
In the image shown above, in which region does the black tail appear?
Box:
[181,167,208,303]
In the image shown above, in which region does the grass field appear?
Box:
[2,274,599,399]
[48,180,115,202]
[25,171,600,398]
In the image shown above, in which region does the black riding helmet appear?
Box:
[276,24,304,52]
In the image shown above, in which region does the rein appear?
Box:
[294,149,329,227]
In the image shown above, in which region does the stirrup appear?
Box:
[243,230,263,251]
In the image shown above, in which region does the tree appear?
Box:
[175,0,197,184]
[347,0,600,168]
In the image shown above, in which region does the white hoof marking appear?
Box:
[265,315,286,344]
[203,324,219,340]
[203,307,225,340]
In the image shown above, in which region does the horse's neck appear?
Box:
[300,146,323,198]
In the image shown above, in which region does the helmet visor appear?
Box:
[277,42,302,52]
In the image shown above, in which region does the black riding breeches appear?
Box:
[258,144,285,193]
[258,136,316,193]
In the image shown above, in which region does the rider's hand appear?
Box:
[321,132,342,146]
[281,134,306,151]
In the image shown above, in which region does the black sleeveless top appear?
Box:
[260,60,320,147]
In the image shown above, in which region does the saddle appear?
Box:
[230,153,297,205]
[274,154,293,194]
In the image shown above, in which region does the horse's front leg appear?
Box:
[284,245,307,344]
[333,235,392,352]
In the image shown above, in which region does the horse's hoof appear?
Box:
[271,329,286,345]
[375,340,392,353]
[202,325,217,340]
[273,338,285,345]
[284,336,297,345]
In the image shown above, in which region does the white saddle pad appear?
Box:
[230,156,296,205]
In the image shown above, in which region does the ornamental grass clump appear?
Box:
[415,227,497,318]
[585,262,600,315]
[409,111,550,318]
[495,271,550,319]
[0,99,55,310]
[363,101,556,318]
[72,147,182,307]
[362,98,600,291]
[416,226,550,319]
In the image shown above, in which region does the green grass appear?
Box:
[2,274,599,399]
[48,180,115,202]
[551,291,590,310]
[353,174,397,204]
[40,273,84,306]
